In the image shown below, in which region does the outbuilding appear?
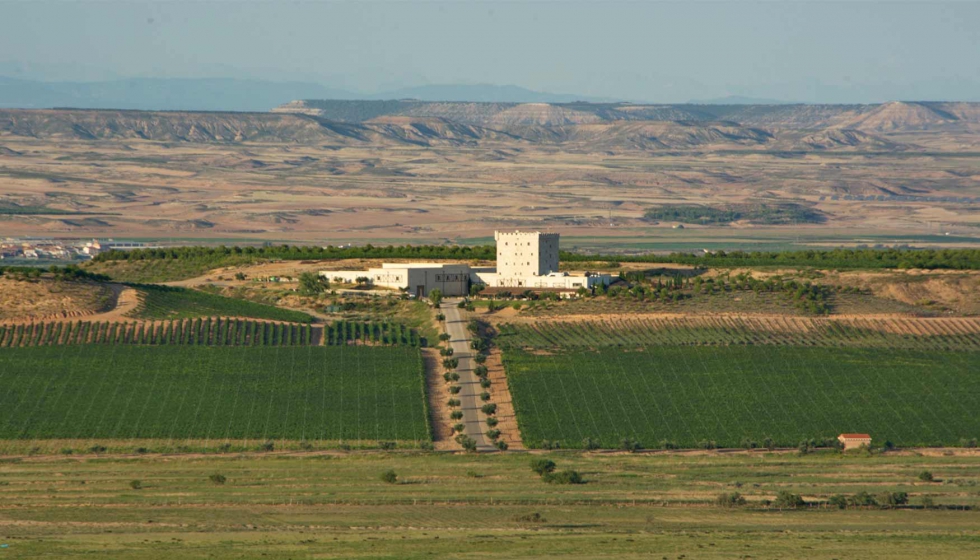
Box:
[837,433,872,451]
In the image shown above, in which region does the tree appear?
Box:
[716,492,746,507]
[298,272,329,295]
[530,459,556,475]
[918,471,935,482]
[773,491,805,509]
[381,470,398,484]
[429,289,443,307]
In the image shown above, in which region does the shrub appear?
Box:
[847,491,878,507]
[698,440,717,450]
[299,440,314,451]
[455,434,477,452]
[60,448,74,455]
[742,438,759,450]
[879,491,909,506]
[89,444,107,454]
[828,494,848,509]
[773,491,806,509]
[428,289,443,307]
[381,470,398,484]
[447,398,461,407]
[438,333,451,342]
[135,447,149,454]
[486,429,502,440]
[259,441,275,452]
[474,365,489,377]
[495,440,509,451]
[513,512,545,523]
[530,459,557,475]
[129,480,142,490]
[448,372,460,382]
[540,440,560,450]
[763,437,776,451]
[716,492,746,508]
[961,437,978,448]
[545,470,584,485]
[485,417,499,428]
[918,471,935,482]
[440,347,454,357]
[378,441,396,451]
[217,443,232,453]
[474,354,487,364]
[451,410,464,420]
[920,496,936,508]
[449,385,461,394]
[659,439,677,450]
[582,437,601,451]
[621,438,643,453]
[481,403,497,415]
[480,378,491,389]
[479,391,491,402]
[209,473,227,485]
[453,423,466,434]
[419,441,434,451]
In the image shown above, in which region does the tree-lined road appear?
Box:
[441,299,495,452]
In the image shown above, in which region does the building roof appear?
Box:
[839,433,872,439]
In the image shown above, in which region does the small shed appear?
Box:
[838,433,872,451]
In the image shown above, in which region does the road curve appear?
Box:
[441,299,495,452]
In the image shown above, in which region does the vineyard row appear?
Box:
[0,319,420,347]
[497,316,980,351]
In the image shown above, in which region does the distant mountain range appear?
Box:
[3,101,978,152]
[0,76,615,111]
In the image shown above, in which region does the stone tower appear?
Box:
[494,231,560,286]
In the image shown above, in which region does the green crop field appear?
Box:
[128,284,314,322]
[498,320,980,449]
[0,345,429,445]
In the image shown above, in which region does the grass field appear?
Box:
[128,284,314,322]
[0,345,429,445]
[0,452,978,559]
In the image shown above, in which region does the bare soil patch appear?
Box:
[484,347,524,450]
[0,278,113,322]
[422,348,460,451]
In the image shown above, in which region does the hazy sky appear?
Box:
[2,0,979,102]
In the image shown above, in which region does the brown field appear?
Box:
[0,277,114,321]
[1,104,979,249]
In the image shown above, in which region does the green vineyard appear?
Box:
[497,317,980,351]
[0,319,421,347]
[128,284,315,323]
[0,345,429,443]
[499,319,980,449]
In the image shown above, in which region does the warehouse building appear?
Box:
[319,231,610,297]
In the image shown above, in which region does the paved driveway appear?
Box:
[441,299,495,452]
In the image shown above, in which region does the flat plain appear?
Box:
[2,102,980,249]
[0,451,978,559]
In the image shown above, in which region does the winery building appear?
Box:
[319,231,611,297]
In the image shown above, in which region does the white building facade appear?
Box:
[319,231,611,297]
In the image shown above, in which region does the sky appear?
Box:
[1,0,978,103]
